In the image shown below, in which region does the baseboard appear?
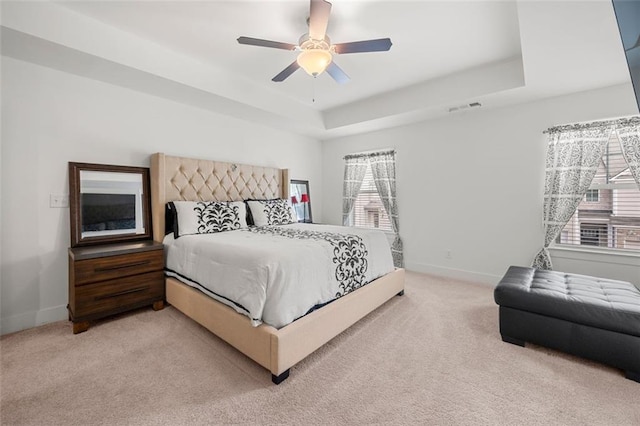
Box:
[0,305,68,335]
[0,265,499,335]
[404,262,502,286]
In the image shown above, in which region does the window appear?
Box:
[585,189,599,202]
[351,163,393,232]
[343,149,402,267]
[556,132,640,250]
[580,224,607,246]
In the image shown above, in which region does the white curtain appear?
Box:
[370,151,403,267]
[616,117,640,188]
[532,126,611,269]
[342,156,368,226]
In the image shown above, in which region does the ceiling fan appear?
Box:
[237,0,392,84]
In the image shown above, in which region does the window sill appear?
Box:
[351,226,394,234]
[549,245,640,266]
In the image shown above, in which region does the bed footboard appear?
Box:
[166,268,405,383]
[270,268,405,377]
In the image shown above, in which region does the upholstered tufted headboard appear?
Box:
[150,153,289,242]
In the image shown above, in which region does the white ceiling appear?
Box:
[55,0,522,110]
[1,0,634,139]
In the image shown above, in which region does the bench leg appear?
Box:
[272,369,290,385]
[625,370,640,383]
[501,335,525,347]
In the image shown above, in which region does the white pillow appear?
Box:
[170,201,247,238]
[246,199,296,226]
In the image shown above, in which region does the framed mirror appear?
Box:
[290,179,312,223]
[69,162,152,247]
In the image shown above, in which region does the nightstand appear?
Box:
[68,240,165,334]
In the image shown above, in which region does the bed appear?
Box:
[150,152,405,384]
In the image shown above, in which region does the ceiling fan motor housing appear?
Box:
[298,34,332,51]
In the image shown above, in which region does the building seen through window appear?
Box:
[557,133,640,250]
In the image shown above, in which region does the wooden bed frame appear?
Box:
[150,152,405,384]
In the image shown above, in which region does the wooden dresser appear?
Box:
[68,240,165,334]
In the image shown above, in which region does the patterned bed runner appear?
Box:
[246,226,369,298]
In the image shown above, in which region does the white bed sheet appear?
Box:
[164,223,395,328]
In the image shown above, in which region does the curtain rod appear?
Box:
[344,149,395,160]
[543,115,640,134]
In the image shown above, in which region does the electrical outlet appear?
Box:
[445,249,452,259]
[50,194,69,208]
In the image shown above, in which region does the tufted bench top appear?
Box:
[494,266,640,338]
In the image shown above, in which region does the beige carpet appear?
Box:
[1,271,638,425]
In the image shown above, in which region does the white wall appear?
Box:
[322,84,640,286]
[2,55,638,336]
[0,57,322,334]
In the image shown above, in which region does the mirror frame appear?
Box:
[290,179,312,223]
[69,162,152,247]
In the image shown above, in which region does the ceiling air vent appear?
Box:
[448,102,482,113]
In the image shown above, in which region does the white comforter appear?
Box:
[164,223,394,329]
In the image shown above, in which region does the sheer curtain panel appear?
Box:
[370,151,403,267]
[616,117,640,187]
[342,156,368,226]
[532,126,611,269]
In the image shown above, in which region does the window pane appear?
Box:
[557,133,640,251]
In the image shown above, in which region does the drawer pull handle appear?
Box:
[95,286,150,300]
[94,261,150,272]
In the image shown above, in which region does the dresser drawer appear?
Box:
[72,270,164,319]
[73,249,163,286]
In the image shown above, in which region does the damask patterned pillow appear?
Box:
[170,201,247,238]
[246,199,296,226]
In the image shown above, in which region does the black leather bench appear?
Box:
[494,266,640,382]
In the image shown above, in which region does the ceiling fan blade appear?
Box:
[272,61,301,82]
[309,0,332,41]
[326,62,350,84]
[237,36,296,51]
[333,38,393,54]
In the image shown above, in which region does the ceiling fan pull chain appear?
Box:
[312,76,317,103]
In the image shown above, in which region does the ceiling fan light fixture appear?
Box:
[296,49,332,76]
